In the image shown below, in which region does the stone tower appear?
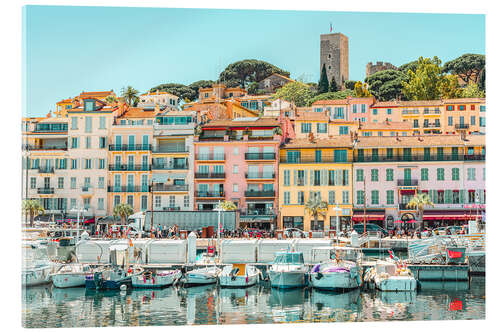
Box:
[320,33,349,89]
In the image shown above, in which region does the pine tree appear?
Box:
[318,64,329,94]
[329,77,338,92]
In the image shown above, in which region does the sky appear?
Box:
[23,6,485,117]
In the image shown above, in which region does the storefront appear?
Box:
[423,210,484,228]
[283,216,304,230]
[351,210,385,227]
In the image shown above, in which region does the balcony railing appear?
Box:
[161,206,181,211]
[245,172,276,179]
[38,167,55,173]
[37,187,54,194]
[244,190,275,197]
[195,191,225,197]
[423,110,441,115]
[464,154,485,161]
[455,124,470,130]
[245,152,276,160]
[198,136,225,141]
[195,172,226,179]
[108,144,152,151]
[399,203,416,211]
[240,209,276,216]
[152,184,189,192]
[397,179,419,186]
[23,145,68,151]
[402,109,420,115]
[107,185,150,193]
[108,164,151,171]
[151,163,188,170]
[152,147,189,153]
[354,154,475,162]
[280,156,352,163]
[195,153,225,161]
[423,123,440,128]
[247,136,275,141]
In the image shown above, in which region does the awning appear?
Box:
[84,217,95,224]
[351,211,385,222]
[400,189,416,195]
[423,211,483,221]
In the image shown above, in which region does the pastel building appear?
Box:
[193,118,282,229]
[279,136,354,232]
[139,91,179,111]
[352,134,485,228]
[151,110,196,211]
[369,101,402,123]
[107,107,155,213]
[294,111,356,139]
[442,98,485,134]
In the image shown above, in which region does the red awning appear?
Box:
[423,211,482,221]
[352,211,385,222]
[84,217,96,224]
[400,189,416,195]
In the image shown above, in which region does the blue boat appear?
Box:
[86,266,144,290]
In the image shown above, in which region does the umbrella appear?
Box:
[406,219,417,224]
[394,220,404,224]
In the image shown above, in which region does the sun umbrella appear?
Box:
[394,220,404,224]
[406,219,417,224]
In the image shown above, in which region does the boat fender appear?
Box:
[315,272,323,280]
[120,284,127,291]
[356,274,362,286]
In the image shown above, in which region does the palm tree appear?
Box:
[219,200,237,211]
[113,203,134,225]
[406,193,434,227]
[22,199,45,227]
[120,86,140,106]
[273,126,283,136]
[105,95,118,105]
[304,196,328,231]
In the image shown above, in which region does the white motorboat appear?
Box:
[51,263,93,288]
[268,251,307,289]
[364,260,417,291]
[309,247,363,291]
[132,269,182,288]
[22,242,54,287]
[219,264,260,288]
[182,266,221,286]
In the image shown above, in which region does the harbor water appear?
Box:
[22,276,485,327]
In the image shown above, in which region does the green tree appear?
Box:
[344,80,356,90]
[188,80,216,97]
[274,81,314,107]
[478,69,486,92]
[405,193,434,227]
[22,199,45,227]
[443,53,485,85]
[150,83,197,101]
[105,95,118,104]
[329,77,338,92]
[219,59,290,88]
[398,60,419,77]
[354,81,372,97]
[218,200,237,211]
[113,203,134,225]
[304,196,328,230]
[365,69,405,101]
[318,64,329,94]
[439,74,463,99]
[308,90,355,105]
[461,83,485,98]
[247,82,260,95]
[120,86,140,106]
[273,126,283,136]
[402,56,446,100]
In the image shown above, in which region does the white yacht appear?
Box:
[268,251,307,289]
[364,260,417,291]
[219,264,260,288]
[51,263,94,288]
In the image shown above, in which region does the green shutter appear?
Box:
[293,170,297,185]
[459,190,465,204]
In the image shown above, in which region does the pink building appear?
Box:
[352,134,485,229]
[193,118,282,230]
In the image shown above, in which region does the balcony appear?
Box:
[245,172,275,180]
[152,184,189,192]
[245,152,276,160]
[354,154,467,163]
[195,172,226,179]
[423,123,440,128]
[107,185,150,193]
[247,136,275,141]
[81,186,94,196]
[455,124,470,130]
[151,163,188,170]
[195,153,225,161]
[38,167,55,173]
[240,210,276,221]
[280,156,352,163]
[399,203,416,211]
[244,190,275,197]
[397,179,419,187]
[195,191,225,198]
[160,206,181,211]
[152,147,189,154]
[37,187,54,194]
[402,109,420,115]
[464,154,486,161]
[198,136,225,141]
[108,164,151,171]
[23,145,68,151]
[108,144,152,151]
[423,109,441,115]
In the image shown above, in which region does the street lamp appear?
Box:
[332,205,342,245]
[70,205,87,241]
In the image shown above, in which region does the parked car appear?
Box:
[352,223,389,237]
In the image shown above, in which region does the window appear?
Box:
[233,147,239,155]
[314,170,321,186]
[371,169,378,182]
[356,191,364,205]
[352,105,357,113]
[183,196,189,208]
[459,105,465,111]
[57,177,64,189]
[361,105,366,113]
[317,123,327,133]
[437,191,444,204]
[447,105,454,111]
[355,169,364,182]
[386,190,394,205]
[342,170,349,186]
[113,196,120,207]
[301,123,311,133]
[373,109,378,115]
[155,196,161,208]
[413,119,419,128]
[127,195,134,207]
[84,101,94,111]
[339,126,349,135]
[387,108,392,115]
[467,168,476,180]
[298,191,305,205]
[98,159,105,169]
[85,136,91,149]
[334,150,347,162]
[437,168,445,181]
[30,177,36,189]
[328,191,335,204]
[233,184,238,193]
[452,168,460,181]
[297,170,305,186]
[99,137,106,148]
[315,150,322,162]
[99,116,106,129]
[70,198,77,209]
[71,137,78,149]
[98,198,105,210]
[480,105,485,112]
[284,191,290,205]
[371,190,379,205]
[284,170,290,186]
[71,117,78,130]
[98,177,104,189]
[233,165,239,174]
[70,177,76,189]
[480,117,485,127]
[471,116,476,126]
[448,116,453,126]
[453,191,460,204]
[85,117,92,133]
[372,149,379,161]
[386,148,393,160]
[468,190,476,204]
[334,107,344,119]
[339,191,348,204]
[85,159,92,169]
[386,168,394,181]
[421,168,429,181]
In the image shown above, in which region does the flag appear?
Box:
[330,23,333,32]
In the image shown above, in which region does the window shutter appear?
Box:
[293,170,297,186]
[336,169,341,185]
[310,169,313,185]
[459,190,465,204]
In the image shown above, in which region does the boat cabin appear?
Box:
[375,261,397,276]
[312,246,363,263]
[273,252,304,264]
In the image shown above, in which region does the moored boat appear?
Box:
[364,256,417,292]
[182,266,221,287]
[219,264,260,288]
[51,263,93,288]
[88,265,144,290]
[131,269,182,289]
[268,251,307,289]
[22,242,54,287]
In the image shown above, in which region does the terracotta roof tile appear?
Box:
[358,121,413,131]
[442,98,485,104]
[283,136,354,149]
[117,107,157,119]
[371,101,401,108]
[202,118,280,128]
[311,99,349,106]
[355,134,485,148]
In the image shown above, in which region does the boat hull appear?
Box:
[219,274,259,288]
[52,273,87,288]
[22,266,52,287]
[268,271,306,289]
[132,271,182,289]
[375,276,417,291]
[310,271,361,291]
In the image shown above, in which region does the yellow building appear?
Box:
[356,120,413,137]
[294,111,357,139]
[442,98,485,134]
[278,136,354,231]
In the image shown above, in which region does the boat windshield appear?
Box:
[274,252,304,264]
[331,249,361,261]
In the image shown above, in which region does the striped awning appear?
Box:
[351,211,385,222]
[423,211,483,220]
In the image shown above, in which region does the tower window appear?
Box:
[328,54,331,58]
